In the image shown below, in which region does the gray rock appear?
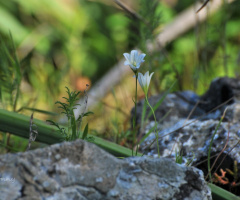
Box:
[134,77,240,127]
[136,77,240,196]
[0,139,211,200]
[198,76,240,112]
[133,90,203,128]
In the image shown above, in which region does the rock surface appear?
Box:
[134,77,240,126]
[0,139,211,200]
[135,77,240,195]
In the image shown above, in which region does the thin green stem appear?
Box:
[132,72,138,156]
[207,108,227,183]
[70,110,77,140]
[67,116,71,140]
[145,97,160,158]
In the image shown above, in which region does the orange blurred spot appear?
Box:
[75,76,91,91]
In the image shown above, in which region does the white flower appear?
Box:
[138,71,154,96]
[123,50,146,72]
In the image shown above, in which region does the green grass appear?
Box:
[0,109,137,157]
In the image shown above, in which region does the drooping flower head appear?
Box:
[138,71,154,96]
[123,50,146,73]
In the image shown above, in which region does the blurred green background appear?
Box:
[0,0,240,152]
[0,0,130,106]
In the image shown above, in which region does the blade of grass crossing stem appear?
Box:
[139,99,174,146]
[139,125,156,145]
[147,81,176,119]
[141,99,147,129]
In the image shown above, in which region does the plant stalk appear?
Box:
[145,97,160,157]
[133,72,138,156]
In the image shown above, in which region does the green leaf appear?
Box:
[82,123,89,140]
[0,109,64,144]
[83,111,94,117]
[70,110,77,141]
[141,98,147,129]
[138,125,155,145]
[85,136,95,143]
[18,107,58,116]
[0,6,28,42]
[0,109,136,157]
[208,183,240,200]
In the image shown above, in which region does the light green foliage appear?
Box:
[135,0,240,94]
[208,183,240,200]
[0,109,134,157]
[175,149,183,165]
[0,34,21,111]
[0,6,28,42]
[47,87,94,142]
[186,152,195,167]
[0,0,130,108]
[175,149,195,166]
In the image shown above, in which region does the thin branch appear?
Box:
[77,84,89,131]
[26,113,38,151]
[113,0,149,26]
[196,0,210,13]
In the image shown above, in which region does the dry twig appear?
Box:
[27,113,38,151]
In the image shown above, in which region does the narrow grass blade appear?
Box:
[147,81,176,119]
[82,123,88,139]
[139,125,155,145]
[18,107,58,116]
[70,110,77,140]
[92,135,139,157]
[141,98,147,129]
[0,109,136,157]
[0,109,64,144]
[208,183,240,200]
[207,108,227,182]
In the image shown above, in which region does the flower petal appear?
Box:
[137,71,154,96]
[138,73,144,90]
[123,53,130,65]
[123,50,146,72]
